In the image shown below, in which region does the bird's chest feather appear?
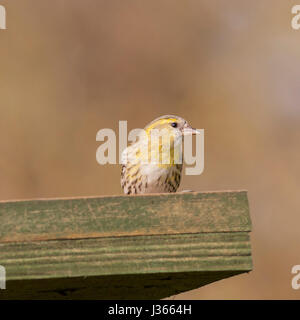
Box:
[140,163,182,193]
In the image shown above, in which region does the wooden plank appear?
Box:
[0,191,250,243]
[0,233,251,299]
[0,232,251,280]
[0,191,252,299]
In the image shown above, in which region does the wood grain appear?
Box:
[0,191,250,243]
[0,191,252,299]
[0,232,251,280]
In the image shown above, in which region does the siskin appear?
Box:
[121,115,200,194]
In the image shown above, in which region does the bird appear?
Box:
[121,115,199,194]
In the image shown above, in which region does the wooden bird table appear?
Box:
[0,191,252,299]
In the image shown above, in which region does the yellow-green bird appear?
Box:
[121,115,199,194]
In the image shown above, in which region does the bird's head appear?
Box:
[144,115,200,140]
[129,115,200,167]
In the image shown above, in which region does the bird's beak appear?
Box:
[182,126,201,136]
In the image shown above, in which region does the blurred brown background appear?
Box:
[0,0,299,299]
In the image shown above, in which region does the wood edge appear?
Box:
[5,268,252,283]
[0,190,248,204]
[0,229,252,244]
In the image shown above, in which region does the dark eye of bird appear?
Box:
[171,122,177,128]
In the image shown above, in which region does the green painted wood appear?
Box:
[0,233,251,300]
[0,191,252,299]
[0,232,251,279]
[0,191,250,243]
